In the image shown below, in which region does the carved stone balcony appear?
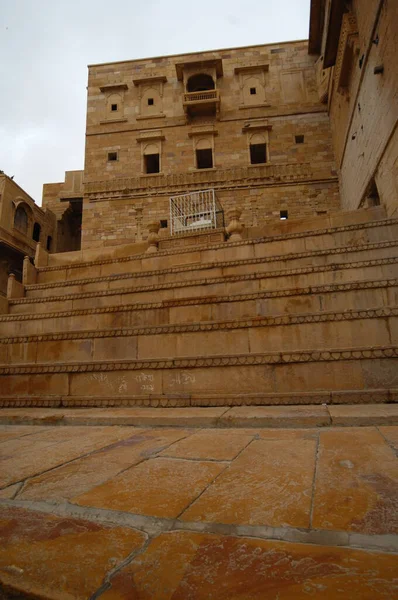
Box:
[183,89,220,117]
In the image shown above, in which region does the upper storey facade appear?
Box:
[79,41,340,249]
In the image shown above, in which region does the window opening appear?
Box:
[187,73,215,92]
[46,235,52,251]
[111,104,118,112]
[32,222,41,242]
[108,152,118,161]
[160,219,168,228]
[250,143,267,164]
[280,210,288,220]
[145,153,160,174]
[295,135,304,144]
[14,205,28,234]
[148,98,154,106]
[196,148,213,169]
[250,87,257,95]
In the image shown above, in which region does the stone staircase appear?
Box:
[1,206,397,408]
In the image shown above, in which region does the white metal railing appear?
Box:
[170,189,224,236]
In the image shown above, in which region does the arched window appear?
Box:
[187,73,215,92]
[195,138,213,169]
[14,205,28,234]
[143,143,160,174]
[32,222,41,242]
[249,133,267,164]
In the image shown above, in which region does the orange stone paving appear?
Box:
[0,419,397,598]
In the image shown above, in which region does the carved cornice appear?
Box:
[1,307,396,345]
[0,388,395,408]
[84,162,315,197]
[27,238,398,292]
[10,256,398,306]
[0,345,397,375]
[1,278,397,323]
[37,217,398,274]
[99,83,128,92]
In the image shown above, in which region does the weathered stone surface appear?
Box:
[379,426,398,450]
[18,428,192,502]
[181,438,317,528]
[0,506,146,599]
[220,405,330,427]
[312,428,398,534]
[329,404,398,426]
[0,426,137,488]
[74,457,225,518]
[159,430,253,460]
[99,531,398,599]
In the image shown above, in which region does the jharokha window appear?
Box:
[14,205,28,234]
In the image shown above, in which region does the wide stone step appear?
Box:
[35,216,398,286]
[1,278,396,336]
[1,307,397,365]
[10,256,398,315]
[0,344,397,407]
[26,237,398,298]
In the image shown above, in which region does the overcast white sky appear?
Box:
[0,0,310,204]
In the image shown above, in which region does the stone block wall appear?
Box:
[78,40,340,249]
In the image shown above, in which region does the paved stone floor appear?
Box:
[0,409,397,599]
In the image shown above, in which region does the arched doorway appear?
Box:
[187,73,215,92]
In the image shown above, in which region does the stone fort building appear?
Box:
[0,0,397,408]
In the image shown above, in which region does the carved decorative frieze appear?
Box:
[36,218,398,274]
[9,255,398,306]
[0,345,397,375]
[0,389,394,408]
[84,162,315,198]
[1,307,396,346]
[1,278,396,323]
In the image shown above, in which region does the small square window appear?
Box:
[250,87,256,95]
[148,98,154,106]
[280,210,288,220]
[111,104,118,112]
[160,219,168,228]
[295,135,304,144]
[108,152,118,161]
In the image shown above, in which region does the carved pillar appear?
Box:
[146,221,160,253]
[7,273,25,299]
[226,207,244,242]
[35,242,49,268]
[23,256,37,285]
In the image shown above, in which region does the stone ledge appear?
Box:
[10,255,398,307]
[25,237,398,292]
[1,278,397,321]
[0,404,397,427]
[39,217,398,273]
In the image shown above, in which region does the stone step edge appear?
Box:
[1,345,397,375]
[0,402,397,425]
[11,256,398,306]
[2,306,396,345]
[2,278,396,322]
[28,238,398,292]
[38,216,398,273]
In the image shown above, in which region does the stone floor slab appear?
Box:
[98,530,398,599]
[18,428,192,502]
[378,426,398,450]
[0,426,138,488]
[181,437,317,528]
[159,430,253,461]
[0,506,146,600]
[0,425,48,443]
[74,457,225,518]
[312,428,398,535]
